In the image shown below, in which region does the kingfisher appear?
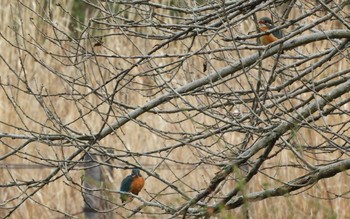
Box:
[120,168,145,203]
[258,17,283,45]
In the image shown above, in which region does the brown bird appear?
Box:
[120,168,145,203]
[258,17,283,45]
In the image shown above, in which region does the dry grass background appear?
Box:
[1,0,350,218]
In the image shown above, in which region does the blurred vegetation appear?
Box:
[1,0,350,218]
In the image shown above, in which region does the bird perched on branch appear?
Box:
[120,168,145,203]
[258,17,283,45]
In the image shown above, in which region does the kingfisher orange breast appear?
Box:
[259,26,281,45]
[130,176,145,195]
